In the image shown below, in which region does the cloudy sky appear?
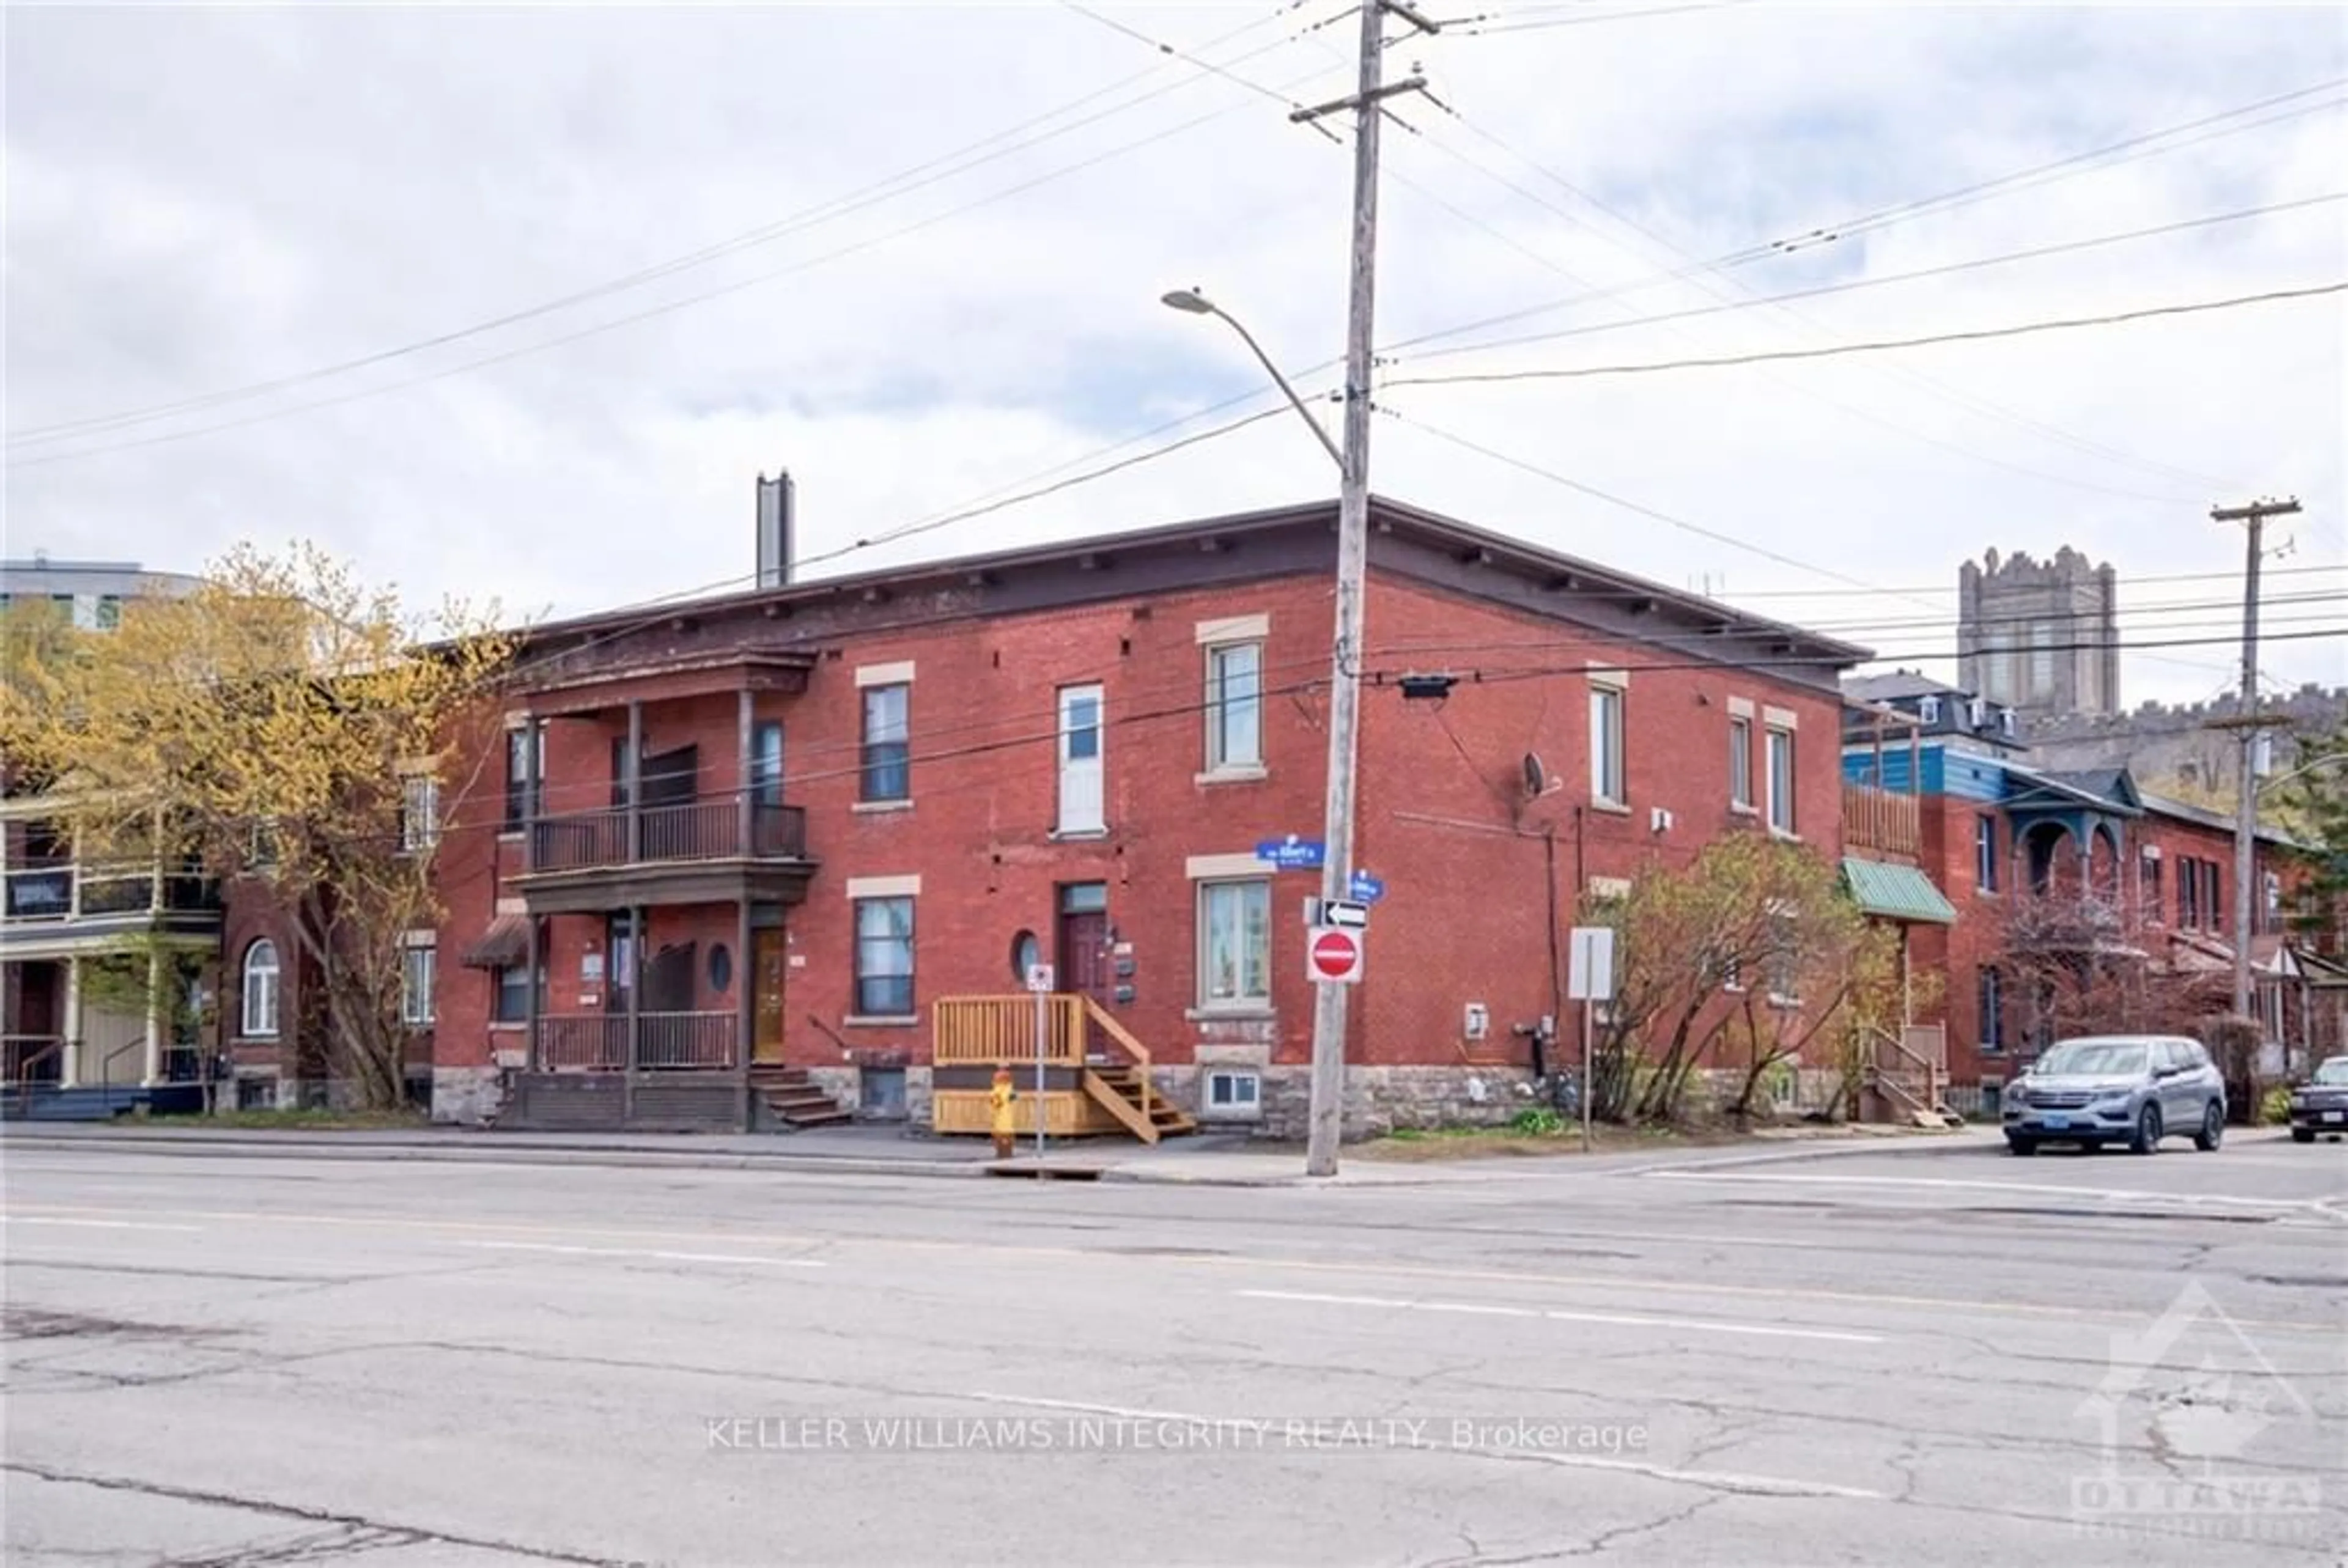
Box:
[6,1,2344,706]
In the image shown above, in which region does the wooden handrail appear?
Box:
[1083,998,1153,1121]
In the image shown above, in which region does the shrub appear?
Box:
[1510,1106,1565,1137]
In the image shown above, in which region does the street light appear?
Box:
[1159,290,1344,472]
[1164,285,1367,1178]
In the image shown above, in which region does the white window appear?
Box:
[1764,911,1801,1008]
[1203,1068,1263,1122]
[1765,727,1796,835]
[1197,880,1271,1010]
[241,940,281,1038]
[1057,683,1104,835]
[401,938,437,1027]
[399,774,440,853]
[1590,682,1626,806]
[1205,641,1263,773]
[1917,695,1941,725]
[1727,716,1752,809]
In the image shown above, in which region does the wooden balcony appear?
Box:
[511,791,814,915]
[0,865,222,955]
[1842,782,1921,860]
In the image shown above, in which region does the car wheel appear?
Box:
[2193,1102,2224,1152]
[2006,1136,2037,1157]
[2129,1103,2162,1155]
[2292,1127,2317,1144]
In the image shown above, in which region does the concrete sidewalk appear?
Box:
[0,1119,1996,1186]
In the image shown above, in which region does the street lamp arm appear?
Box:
[1162,289,1345,473]
[2264,751,2348,792]
[1214,311,1346,474]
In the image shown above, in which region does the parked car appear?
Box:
[2287,1056,2348,1144]
[2002,1036,2226,1156]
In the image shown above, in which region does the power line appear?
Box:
[1381,281,2348,389]
[8,37,1346,466]
[1456,1,1745,33]
[5,5,1318,449]
[1409,97,2327,498]
[1377,407,2243,677]
[1387,191,2348,364]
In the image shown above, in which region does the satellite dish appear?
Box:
[1523,753,1549,798]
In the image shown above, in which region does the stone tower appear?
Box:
[1955,546,2120,717]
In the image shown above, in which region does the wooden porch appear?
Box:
[931,995,1195,1144]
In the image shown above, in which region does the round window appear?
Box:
[1011,930,1041,982]
[708,943,734,995]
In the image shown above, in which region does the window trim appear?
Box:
[851,895,916,1020]
[1056,682,1106,836]
[1202,638,1266,778]
[400,936,437,1028]
[1589,680,1626,809]
[502,725,544,834]
[859,683,912,804]
[1764,725,1797,837]
[240,940,281,1039]
[399,773,441,855]
[1194,877,1272,1013]
[1974,814,1999,894]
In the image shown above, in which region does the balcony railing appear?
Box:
[536,1012,739,1071]
[1,866,221,924]
[528,793,807,876]
[1842,782,1921,858]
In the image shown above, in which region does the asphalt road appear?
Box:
[4,1129,2344,1567]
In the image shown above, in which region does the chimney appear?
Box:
[755,471,795,591]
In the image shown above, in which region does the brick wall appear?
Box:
[434,564,1854,1100]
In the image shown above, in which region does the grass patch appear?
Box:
[144,1106,433,1132]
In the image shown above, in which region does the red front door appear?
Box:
[1057,884,1112,1061]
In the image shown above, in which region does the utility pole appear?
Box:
[1289,0,1434,1178]
[2210,496,2301,1022]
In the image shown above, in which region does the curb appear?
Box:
[0,1134,991,1180]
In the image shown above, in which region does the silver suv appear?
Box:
[2003,1035,2227,1156]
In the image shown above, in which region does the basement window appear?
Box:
[1203,1069,1261,1123]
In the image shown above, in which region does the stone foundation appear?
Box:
[1252,1064,1541,1141]
[430,1066,504,1126]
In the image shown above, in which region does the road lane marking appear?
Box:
[1239,1288,1888,1344]
[0,1216,204,1232]
[965,1391,1885,1500]
[460,1242,824,1267]
[5,1202,2335,1335]
[1642,1169,2333,1211]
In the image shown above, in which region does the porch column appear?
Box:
[525,915,542,1072]
[626,701,644,863]
[626,905,642,1072]
[141,946,164,1087]
[61,955,83,1087]
[736,899,754,1072]
[737,688,755,855]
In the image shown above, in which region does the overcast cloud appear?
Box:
[5,1,2344,705]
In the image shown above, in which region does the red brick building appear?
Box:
[1842,677,2336,1111]
[416,493,1865,1135]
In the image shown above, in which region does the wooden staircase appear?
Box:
[1083,1063,1195,1145]
[1079,1001,1194,1145]
[1864,1025,1965,1128]
[750,1065,852,1128]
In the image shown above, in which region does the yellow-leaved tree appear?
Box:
[2,544,511,1108]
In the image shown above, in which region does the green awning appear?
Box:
[1842,857,1958,926]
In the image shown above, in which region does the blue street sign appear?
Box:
[1255,835,1326,870]
[1348,870,1387,904]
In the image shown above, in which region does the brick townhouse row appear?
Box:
[215,491,1856,1134]
[1841,676,2345,1111]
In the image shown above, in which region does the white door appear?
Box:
[1057,685,1104,835]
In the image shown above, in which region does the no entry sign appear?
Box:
[1307,926,1364,985]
